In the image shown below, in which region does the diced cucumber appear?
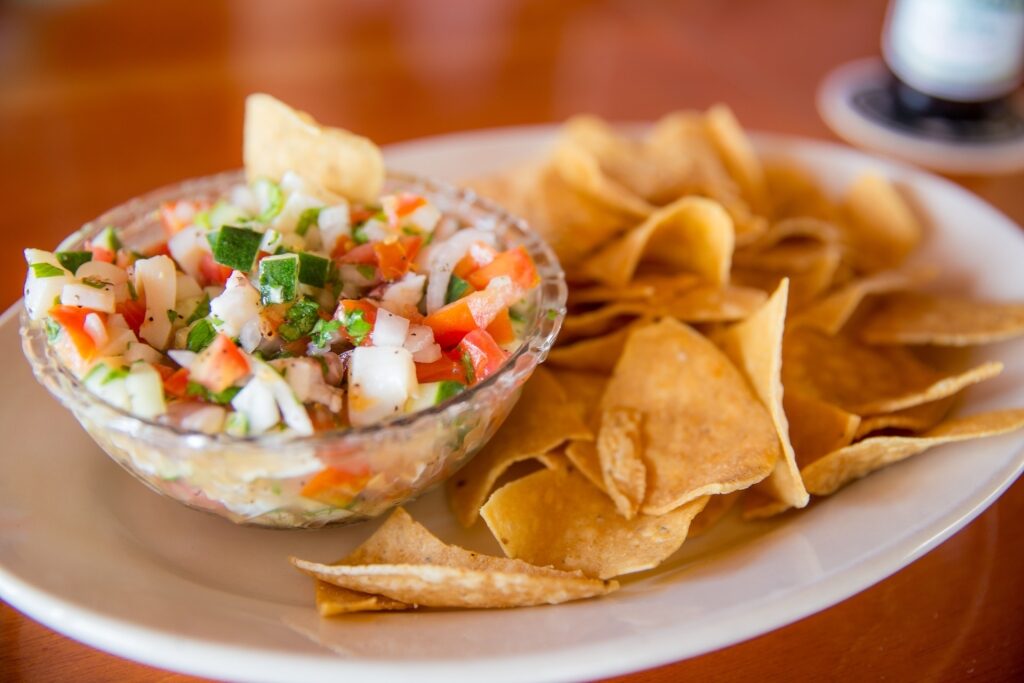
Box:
[83,361,132,411]
[93,226,122,252]
[259,229,284,254]
[126,363,167,419]
[56,251,92,274]
[406,380,464,412]
[208,201,249,230]
[295,207,322,236]
[252,179,284,223]
[297,252,330,288]
[224,411,250,437]
[258,253,300,304]
[212,226,263,272]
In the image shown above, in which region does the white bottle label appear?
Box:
[884,0,1024,101]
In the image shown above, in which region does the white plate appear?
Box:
[2,127,1023,683]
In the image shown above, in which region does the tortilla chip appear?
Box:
[732,242,842,309]
[688,492,740,536]
[704,104,767,213]
[802,409,1024,495]
[561,303,646,341]
[551,370,609,426]
[552,141,656,217]
[603,318,779,514]
[791,268,933,334]
[596,407,647,518]
[764,162,840,222]
[568,273,701,306]
[548,324,636,372]
[782,327,1003,415]
[293,508,616,608]
[564,440,606,492]
[243,93,383,204]
[577,196,735,288]
[446,367,591,527]
[840,173,922,272]
[481,464,708,579]
[854,395,956,439]
[315,581,408,616]
[858,292,1024,346]
[783,392,861,469]
[713,280,809,512]
[742,217,842,253]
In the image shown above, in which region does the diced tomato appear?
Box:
[486,308,516,345]
[457,329,507,384]
[453,241,499,279]
[415,355,467,384]
[465,246,540,292]
[424,285,514,349]
[307,404,341,432]
[301,463,372,507]
[90,245,115,264]
[396,193,427,217]
[153,364,175,381]
[49,305,105,362]
[116,298,147,336]
[146,241,172,258]
[189,333,250,393]
[330,236,357,260]
[162,367,190,398]
[373,236,422,281]
[338,243,377,264]
[199,252,232,286]
[160,200,208,236]
[349,207,376,223]
[335,299,378,346]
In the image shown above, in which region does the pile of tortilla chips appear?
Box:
[288,103,1024,612]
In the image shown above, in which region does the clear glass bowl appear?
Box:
[20,170,566,528]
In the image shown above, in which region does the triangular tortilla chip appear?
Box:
[840,173,923,272]
[481,463,708,579]
[446,367,591,527]
[790,268,933,334]
[314,581,408,616]
[783,392,861,469]
[243,93,383,204]
[858,292,1024,346]
[854,395,956,439]
[803,409,1024,495]
[714,280,809,513]
[596,407,647,518]
[704,104,767,213]
[548,324,637,372]
[603,318,778,514]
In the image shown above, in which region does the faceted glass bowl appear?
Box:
[20,170,566,528]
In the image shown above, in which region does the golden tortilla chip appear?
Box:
[713,280,809,512]
[446,367,591,527]
[742,217,842,253]
[564,440,606,492]
[704,104,767,213]
[481,464,708,579]
[763,162,840,222]
[568,273,701,306]
[548,326,632,372]
[791,268,933,334]
[292,508,616,608]
[840,173,923,272]
[551,370,609,426]
[596,407,647,518]
[688,492,740,536]
[243,93,383,204]
[783,392,861,469]
[315,581,408,616]
[561,303,646,341]
[803,409,1024,495]
[854,395,956,439]
[577,196,735,288]
[782,327,1003,415]
[858,292,1024,346]
[603,318,779,514]
[552,141,656,217]
[732,242,842,309]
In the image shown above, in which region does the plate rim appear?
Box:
[2,126,1024,683]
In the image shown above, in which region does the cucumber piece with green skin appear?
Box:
[297,252,330,288]
[93,226,122,252]
[258,253,300,304]
[405,380,465,412]
[55,251,92,274]
[212,225,263,272]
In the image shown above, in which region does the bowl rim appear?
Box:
[23,168,567,446]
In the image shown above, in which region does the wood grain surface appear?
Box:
[1,1,1022,681]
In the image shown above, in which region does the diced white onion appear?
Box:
[371,309,410,348]
[134,255,177,349]
[209,271,259,338]
[318,203,351,253]
[25,274,72,320]
[423,229,497,314]
[83,313,108,348]
[101,326,137,357]
[272,192,322,233]
[180,405,226,435]
[238,318,262,353]
[61,282,116,313]
[125,342,164,365]
[404,324,441,363]
[167,349,198,369]
[175,272,203,301]
[167,227,209,282]
[348,346,418,427]
[379,273,426,319]
[231,378,279,435]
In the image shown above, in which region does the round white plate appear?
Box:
[2,128,1023,683]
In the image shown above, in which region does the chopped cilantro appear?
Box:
[166,309,179,323]
[55,251,92,274]
[508,307,525,323]
[355,264,376,280]
[401,225,420,236]
[310,318,341,349]
[101,367,130,384]
[44,318,61,342]
[340,308,372,345]
[30,262,65,278]
[186,293,210,324]
[460,350,476,385]
[186,319,217,352]
[80,276,111,289]
[296,207,322,236]
[445,274,472,304]
[278,299,320,342]
[126,278,138,301]
[186,381,240,405]
[352,225,369,245]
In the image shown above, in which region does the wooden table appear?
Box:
[2,1,1022,681]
